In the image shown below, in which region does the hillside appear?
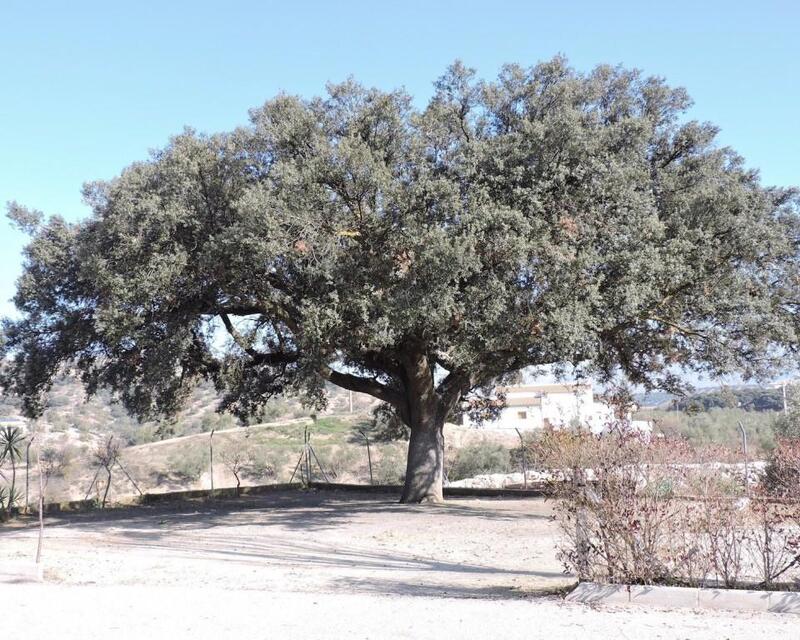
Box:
[0,371,379,446]
[0,372,385,502]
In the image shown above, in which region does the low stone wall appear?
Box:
[308,481,547,498]
[141,482,302,504]
[567,581,800,615]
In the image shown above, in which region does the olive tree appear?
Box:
[2,58,799,502]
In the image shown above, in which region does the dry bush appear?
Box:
[751,440,800,587]
[373,444,407,484]
[762,439,800,498]
[746,499,800,589]
[167,447,209,483]
[446,442,513,481]
[534,429,695,584]
[243,447,289,482]
[220,446,249,494]
[314,446,363,481]
[535,427,800,589]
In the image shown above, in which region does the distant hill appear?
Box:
[633,390,678,408]
[633,385,785,412]
[668,386,784,412]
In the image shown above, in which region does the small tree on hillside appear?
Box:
[2,58,799,502]
[220,445,248,495]
[39,446,68,502]
[92,437,120,508]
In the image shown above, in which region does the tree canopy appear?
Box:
[3,57,799,501]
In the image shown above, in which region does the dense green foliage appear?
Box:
[773,383,800,439]
[640,383,800,450]
[368,402,411,441]
[3,57,799,499]
[637,407,779,452]
[447,442,513,481]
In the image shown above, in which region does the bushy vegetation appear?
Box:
[167,448,209,482]
[534,428,800,589]
[637,407,780,453]
[314,446,363,481]
[447,443,513,481]
[245,398,308,425]
[762,439,800,497]
[0,425,25,518]
[372,444,407,485]
[244,446,290,482]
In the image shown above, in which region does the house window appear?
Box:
[517,411,527,420]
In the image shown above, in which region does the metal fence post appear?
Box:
[359,430,374,485]
[737,420,749,496]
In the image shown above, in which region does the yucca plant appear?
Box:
[0,426,25,518]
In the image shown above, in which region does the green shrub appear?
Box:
[200,413,236,433]
[167,447,209,482]
[314,446,362,480]
[773,413,800,440]
[448,443,512,481]
[372,444,407,484]
[245,447,290,481]
[637,407,779,454]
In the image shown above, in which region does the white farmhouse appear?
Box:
[462,382,651,435]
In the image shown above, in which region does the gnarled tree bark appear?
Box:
[397,349,448,503]
[400,411,445,503]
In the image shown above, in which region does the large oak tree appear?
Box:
[3,58,799,502]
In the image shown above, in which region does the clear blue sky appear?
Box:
[1,0,798,321]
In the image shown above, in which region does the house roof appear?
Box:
[499,383,591,395]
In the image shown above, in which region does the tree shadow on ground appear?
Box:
[101,531,568,582]
[3,490,551,535]
[1,490,569,596]
[334,577,576,600]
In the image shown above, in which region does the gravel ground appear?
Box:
[6,583,796,640]
[1,490,795,638]
[1,491,567,595]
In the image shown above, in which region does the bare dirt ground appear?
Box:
[1,491,796,638]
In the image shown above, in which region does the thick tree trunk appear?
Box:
[395,347,457,504]
[326,346,461,504]
[400,413,445,503]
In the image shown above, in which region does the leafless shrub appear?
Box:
[762,439,800,498]
[750,441,800,587]
[92,437,120,508]
[746,499,799,588]
[220,446,248,495]
[314,446,362,481]
[38,446,68,504]
[535,427,800,589]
